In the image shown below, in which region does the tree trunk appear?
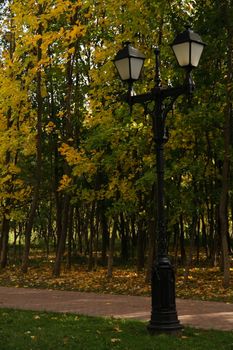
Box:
[145,187,156,283]
[21,11,43,273]
[196,218,200,264]
[0,26,15,269]
[131,214,137,258]
[173,222,179,268]
[48,57,62,255]
[76,207,83,254]
[88,202,96,271]
[120,213,129,262]
[107,218,118,278]
[219,108,231,287]
[218,6,232,288]
[53,195,70,276]
[0,216,10,268]
[184,215,197,282]
[137,220,145,271]
[179,214,186,265]
[99,202,109,265]
[67,205,74,270]
[201,214,208,259]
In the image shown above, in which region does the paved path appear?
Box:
[0,286,232,331]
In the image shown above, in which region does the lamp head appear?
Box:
[113,42,146,82]
[171,27,206,70]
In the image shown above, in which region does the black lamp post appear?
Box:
[114,28,205,334]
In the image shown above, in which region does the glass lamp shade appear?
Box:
[171,28,206,69]
[114,42,145,82]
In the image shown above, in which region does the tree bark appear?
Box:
[120,212,129,262]
[184,215,197,282]
[107,218,118,278]
[179,214,186,265]
[137,219,145,271]
[219,112,231,287]
[88,202,96,271]
[67,205,74,270]
[0,216,10,268]
[145,187,156,283]
[218,5,232,288]
[53,195,70,276]
[21,9,43,273]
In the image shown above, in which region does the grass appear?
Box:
[0,308,232,350]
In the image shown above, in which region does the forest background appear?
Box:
[0,0,232,298]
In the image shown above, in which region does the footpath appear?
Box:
[0,286,232,331]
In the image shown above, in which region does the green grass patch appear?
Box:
[0,309,232,350]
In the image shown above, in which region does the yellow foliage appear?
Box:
[66,24,86,41]
[45,121,56,134]
[7,164,21,175]
[59,143,98,179]
[58,174,72,191]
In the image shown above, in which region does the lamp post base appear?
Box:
[147,315,183,335]
[147,256,183,334]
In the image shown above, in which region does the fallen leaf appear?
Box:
[111,338,121,343]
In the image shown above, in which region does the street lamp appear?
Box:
[113,40,146,82]
[171,27,205,69]
[114,28,205,334]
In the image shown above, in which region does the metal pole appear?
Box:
[147,49,182,334]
